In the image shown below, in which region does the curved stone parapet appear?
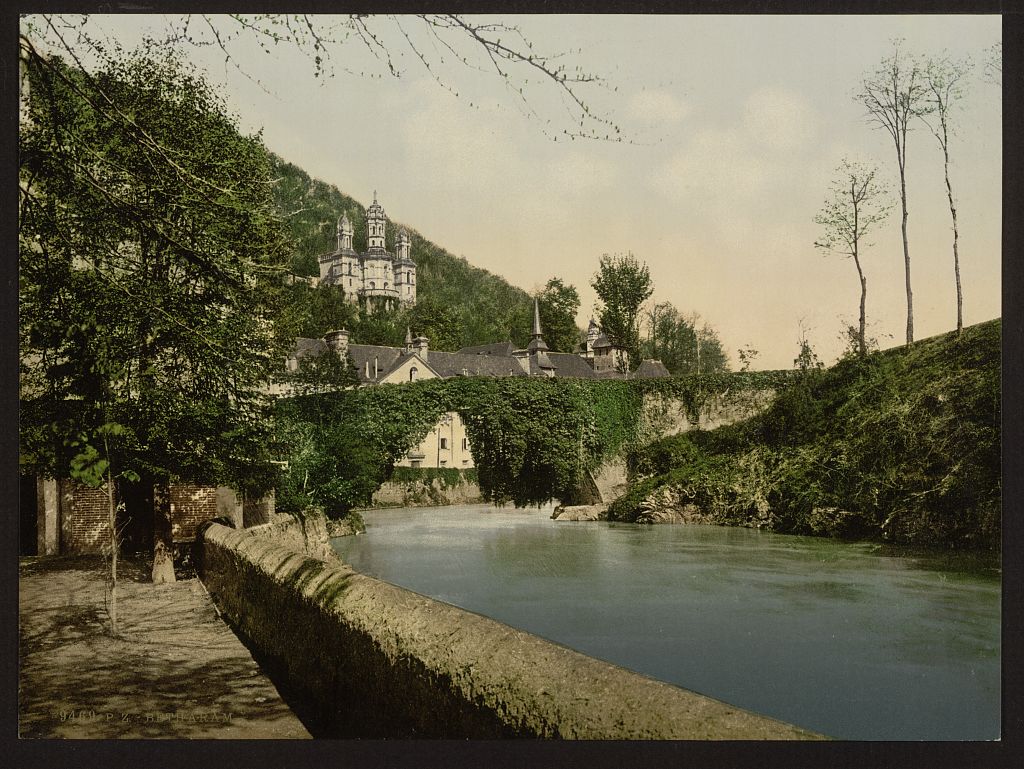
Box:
[198,521,826,739]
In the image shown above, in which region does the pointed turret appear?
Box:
[527,298,550,354]
[337,211,354,252]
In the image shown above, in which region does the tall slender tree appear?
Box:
[923,55,973,334]
[814,160,892,358]
[856,41,932,344]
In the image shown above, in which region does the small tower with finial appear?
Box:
[393,227,416,306]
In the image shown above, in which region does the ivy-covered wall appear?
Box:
[275,373,790,515]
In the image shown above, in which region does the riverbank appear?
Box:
[608,320,1001,549]
[18,555,311,739]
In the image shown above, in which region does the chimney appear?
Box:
[323,329,350,358]
[411,335,429,361]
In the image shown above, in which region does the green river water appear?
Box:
[331,503,1000,740]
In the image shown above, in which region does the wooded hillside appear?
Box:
[270,155,536,350]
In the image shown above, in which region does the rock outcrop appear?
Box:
[552,504,608,522]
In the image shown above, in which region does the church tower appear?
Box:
[317,192,415,311]
[366,192,387,254]
[393,227,417,306]
[361,192,395,311]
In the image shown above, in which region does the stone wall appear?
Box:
[562,389,777,511]
[370,475,483,508]
[197,521,823,740]
[640,388,777,441]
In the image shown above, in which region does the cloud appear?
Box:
[651,84,824,236]
[626,89,690,125]
[400,79,522,193]
[742,86,820,152]
[653,127,770,203]
[545,151,618,195]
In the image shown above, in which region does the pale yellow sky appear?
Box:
[33,14,1002,369]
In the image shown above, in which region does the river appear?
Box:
[331,504,1000,740]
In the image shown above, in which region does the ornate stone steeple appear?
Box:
[366,191,386,253]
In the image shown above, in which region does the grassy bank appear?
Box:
[608,320,1001,549]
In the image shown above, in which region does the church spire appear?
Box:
[527,298,549,353]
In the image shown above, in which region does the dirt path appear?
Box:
[19,555,311,739]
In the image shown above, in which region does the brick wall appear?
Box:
[60,480,111,555]
[169,484,219,542]
[47,480,222,554]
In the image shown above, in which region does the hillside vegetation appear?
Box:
[270,155,535,349]
[608,320,1001,549]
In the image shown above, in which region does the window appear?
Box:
[440,438,448,450]
[409,366,418,382]
[462,438,468,451]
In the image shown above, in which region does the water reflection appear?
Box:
[332,504,1000,740]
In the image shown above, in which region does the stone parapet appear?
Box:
[198,521,825,739]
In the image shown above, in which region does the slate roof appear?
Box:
[425,350,529,378]
[634,359,672,379]
[456,341,516,357]
[546,352,599,379]
[347,344,405,384]
[288,335,669,385]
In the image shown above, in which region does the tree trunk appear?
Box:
[105,468,118,634]
[151,480,176,584]
[900,170,914,345]
[857,267,868,358]
[942,126,963,333]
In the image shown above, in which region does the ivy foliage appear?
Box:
[273,372,785,517]
[610,320,1001,550]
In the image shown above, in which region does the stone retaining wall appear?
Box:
[370,476,483,508]
[197,521,824,740]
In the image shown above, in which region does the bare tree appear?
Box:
[923,55,973,334]
[815,160,892,358]
[23,13,621,143]
[855,41,931,344]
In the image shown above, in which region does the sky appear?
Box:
[28,14,1002,369]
